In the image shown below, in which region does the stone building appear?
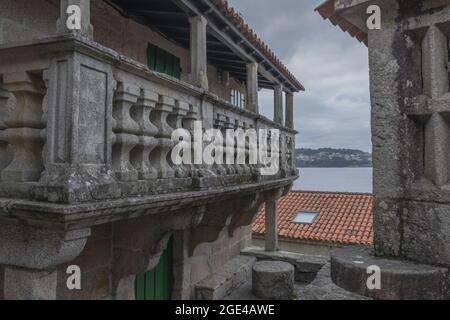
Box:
[317,0,450,299]
[0,0,303,300]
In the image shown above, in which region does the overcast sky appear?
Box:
[228,0,371,152]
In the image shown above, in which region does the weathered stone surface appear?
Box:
[331,246,449,300]
[195,255,255,300]
[296,263,370,300]
[0,224,90,270]
[242,247,327,283]
[4,267,57,300]
[252,261,294,300]
[336,1,450,284]
[0,1,299,301]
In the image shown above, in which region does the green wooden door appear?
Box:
[135,238,173,300]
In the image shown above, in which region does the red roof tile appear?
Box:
[252,191,373,245]
[213,0,305,91]
[315,0,368,47]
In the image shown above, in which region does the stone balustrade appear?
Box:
[0,35,297,205]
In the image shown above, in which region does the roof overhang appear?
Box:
[105,0,304,92]
[315,0,368,47]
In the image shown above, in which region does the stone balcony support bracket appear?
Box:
[0,222,91,300]
[112,206,204,299]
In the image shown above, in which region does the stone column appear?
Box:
[274,85,284,125]
[56,0,93,39]
[189,16,208,90]
[285,92,294,129]
[265,194,278,252]
[246,62,259,113]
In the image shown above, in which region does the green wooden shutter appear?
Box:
[135,237,173,300]
[173,56,181,79]
[165,54,174,77]
[155,48,167,73]
[147,43,181,79]
[147,44,157,71]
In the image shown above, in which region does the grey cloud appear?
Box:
[228,0,372,152]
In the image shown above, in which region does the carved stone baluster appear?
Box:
[150,95,176,179]
[183,105,199,178]
[130,89,159,180]
[213,114,228,176]
[0,71,46,182]
[248,124,261,177]
[112,83,140,181]
[279,133,287,178]
[224,117,237,175]
[233,119,246,175]
[242,122,252,175]
[0,89,10,173]
[168,101,190,178]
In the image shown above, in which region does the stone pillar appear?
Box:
[274,85,284,125]
[189,16,208,90]
[246,62,259,113]
[57,0,93,39]
[285,92,294,129]
[36,54,118,203]
[265,194,278,252]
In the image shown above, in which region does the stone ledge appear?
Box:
[331,246,450,300]
[241,247,327,283]
[0,177,295,229]
[195,255,256,300]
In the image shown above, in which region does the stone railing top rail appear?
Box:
[0,34,297,135]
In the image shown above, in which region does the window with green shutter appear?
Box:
[147,44,181,79]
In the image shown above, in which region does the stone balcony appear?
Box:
[0,34,297,298]
[0,33,297,204]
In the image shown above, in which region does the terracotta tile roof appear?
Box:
[213,0,305,91]
[315,0,368,47]
[253,191,373,245]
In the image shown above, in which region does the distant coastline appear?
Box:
[295,148,372,168]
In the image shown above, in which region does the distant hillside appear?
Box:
[295,148,372,168]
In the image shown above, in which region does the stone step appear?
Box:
[331,246,449,300]
[195,255,256,300]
